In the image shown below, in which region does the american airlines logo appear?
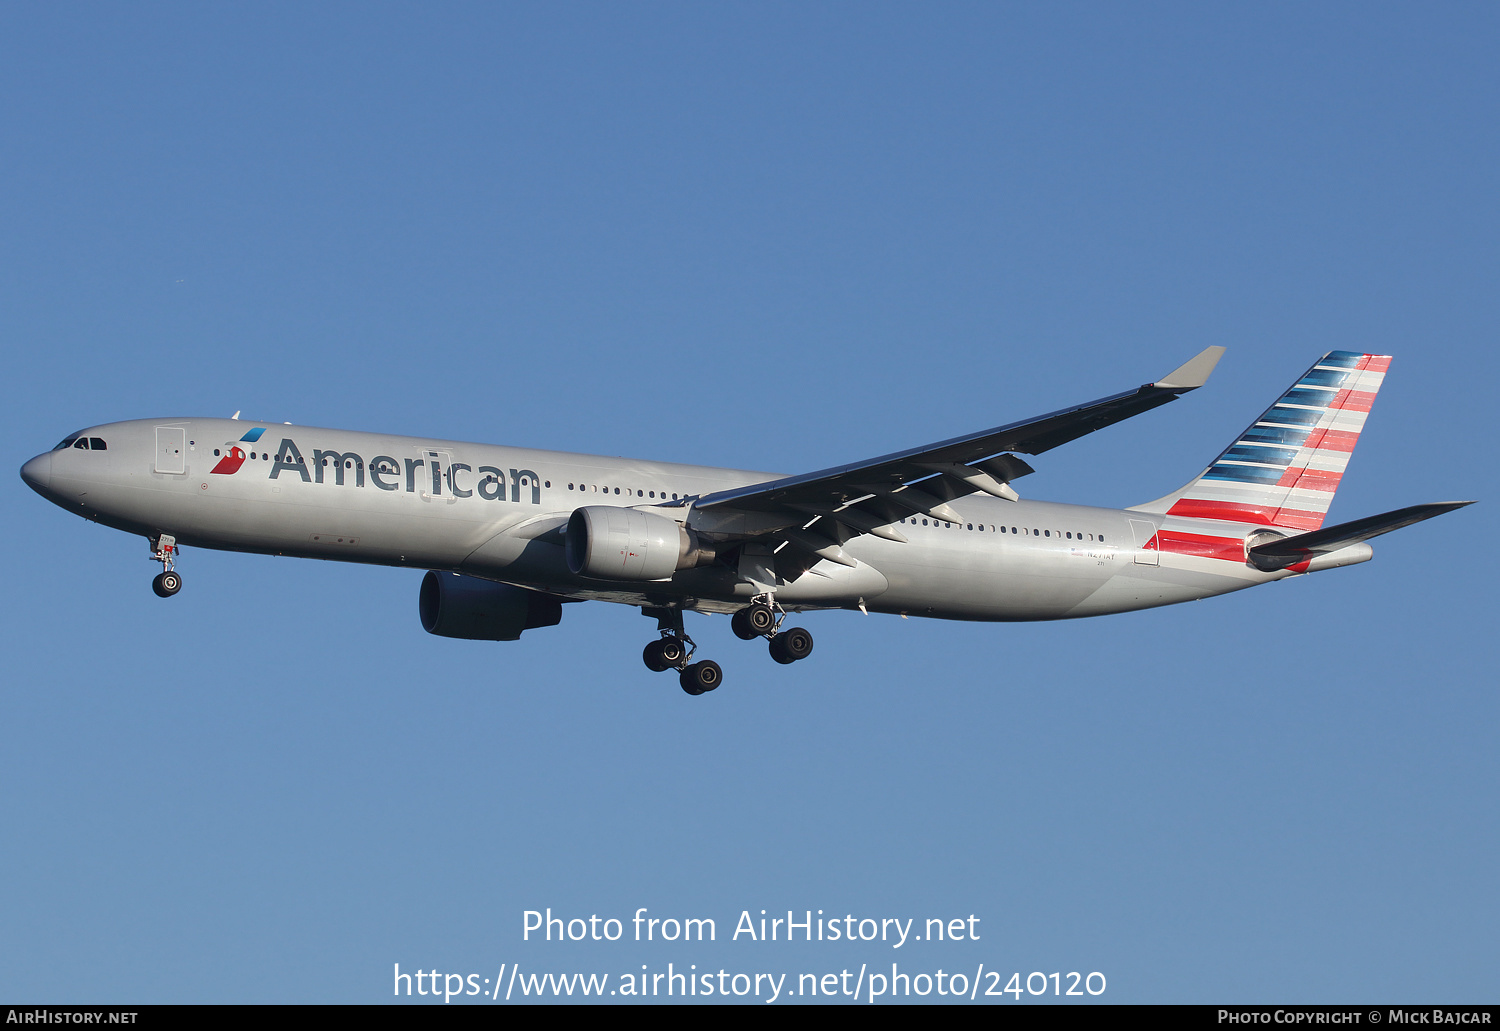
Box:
[209,445,248,475]
[211,435,543,504]
[208,426,263,474]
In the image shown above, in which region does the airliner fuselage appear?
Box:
[21,417,1243,620]
[20,349,1468,695]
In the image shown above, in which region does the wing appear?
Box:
[688,347,1225,568]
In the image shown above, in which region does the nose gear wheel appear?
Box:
[148,534,182,598]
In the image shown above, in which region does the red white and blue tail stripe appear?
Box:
[1138,351,1390,541]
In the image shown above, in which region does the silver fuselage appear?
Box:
[22,418,1291,620]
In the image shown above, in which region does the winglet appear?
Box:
[1153,346,1226,391]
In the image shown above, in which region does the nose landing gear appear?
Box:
[149,535,182,597]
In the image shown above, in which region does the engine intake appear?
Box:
[419,571,563,641]
[565,506,715,581]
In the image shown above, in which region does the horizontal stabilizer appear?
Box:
[1247,501,1474,571]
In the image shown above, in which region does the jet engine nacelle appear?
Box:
[419,571,563,641]
[565,506,715,581]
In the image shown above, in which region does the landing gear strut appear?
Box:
[641,606,721,695]
[149,535,182,598]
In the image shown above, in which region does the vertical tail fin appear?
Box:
[1133,351,1391,531]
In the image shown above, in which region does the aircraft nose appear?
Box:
[20,452,53,493]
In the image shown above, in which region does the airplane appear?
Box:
[20,348,1472,696]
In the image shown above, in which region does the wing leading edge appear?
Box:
[690,347,1226,562]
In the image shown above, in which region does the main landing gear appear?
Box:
[732,597,815,665]
[641,607,722,696]
[641,598,815,697]
[769,626,814,664]
[149,534,182,598]
[731,600,776,640]
[678,659,723,695]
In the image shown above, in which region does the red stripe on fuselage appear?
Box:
[1152,531,1245,563]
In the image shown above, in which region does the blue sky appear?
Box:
[2,2,1495,1004]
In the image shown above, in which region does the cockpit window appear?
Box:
[53,435,107,451]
